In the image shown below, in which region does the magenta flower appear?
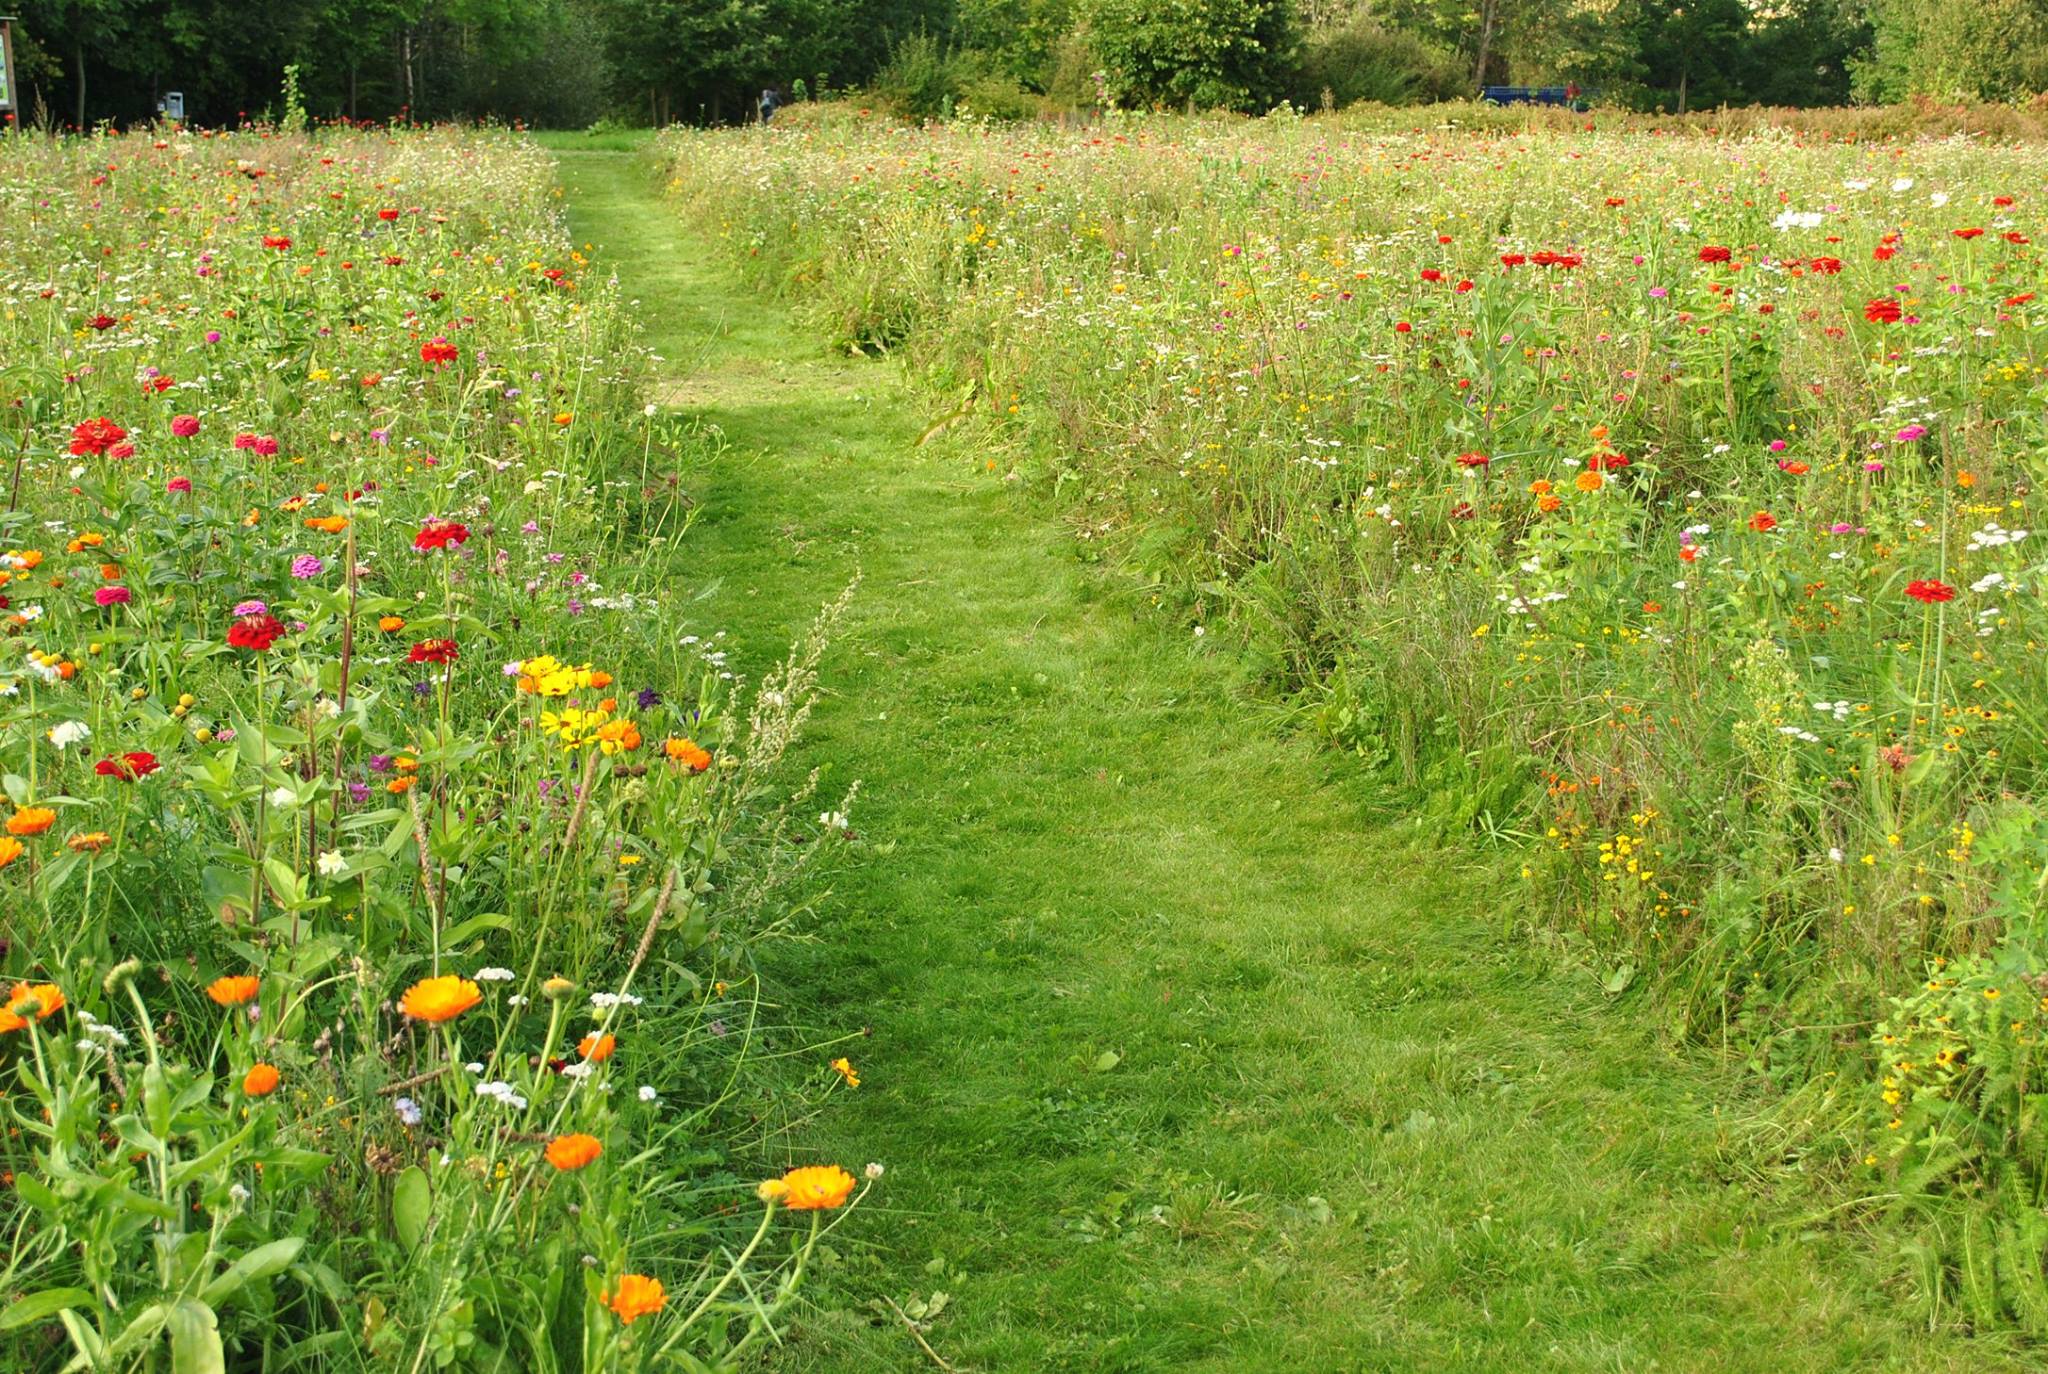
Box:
[232,599,268,617]
[290,555,324,579]
[94,585,131,607]
[1895,424,1928,442]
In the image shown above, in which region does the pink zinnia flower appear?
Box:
[167,476,192,494]
[94,585,131,607]
[232,599,268,617]
[253,435,279,456]
[171,414,200,438]
[290,555,324,579]
[1895,424,1928,442]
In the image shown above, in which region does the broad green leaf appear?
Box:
[201,1238,304,1308]
[393,1166,432,1253]
[167,1300,224,1374]
[0,1287,96,1331]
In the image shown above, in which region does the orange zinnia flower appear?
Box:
[578,1032,616,1062]
[0,982,66,1032]
[759,1164,856,1211]
[545,1133,603,1171]
[605,1274,666,1324]
[243,1063,281,1096]
[207,974,261,1007]
[398,975,482,1023]
[6,807,56,837]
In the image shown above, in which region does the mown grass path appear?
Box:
[545,137,2010,1374]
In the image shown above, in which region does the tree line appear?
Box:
[5,0,2047,131]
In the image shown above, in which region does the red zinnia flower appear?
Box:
[95,751,160,780]
[262,235,292,251]
[1809,256,1843,274]
[408,638,459,665]
[69,417,128,456]
[88,313,118,331]
[1864,297,1902,324]
[1698,245,1732,264]
[378,208,401,221]
[1905,579,1956,604]
[413,519,470,552]
[420,338,459,368]
[171,414,200,438]
[227,612,286,652]
[1455,452,1490,468]
[1749,511,1778,533]
[1500,252,1526,268]
[1953,227,1983,240]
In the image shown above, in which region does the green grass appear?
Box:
[541,133,2024,1373]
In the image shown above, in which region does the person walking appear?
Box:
[759,86,780,124]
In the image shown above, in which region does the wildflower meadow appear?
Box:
[663,104,2048,1334]
[0,127,868,1370]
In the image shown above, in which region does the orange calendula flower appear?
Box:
[605,1274,666,1325]
[578,1032,616,1063]
[1,982,66,1032]
[207,974,261,1007]
[305,515,350,533]
[0,982,65,1031]
[760,1164,856,1211]
[243,1063,281,1096]
[398,974,482,1023]
[66,832,112,853]
[663,738,712,772]
[545,1133,603,1171]
[6,808,56,838]
[378,615,406,633]
[0,837,21,869]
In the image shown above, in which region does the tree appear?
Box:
[1082,0,1297,110]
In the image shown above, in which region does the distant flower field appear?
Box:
[0,127,862,1368]
[665,109,2048,1328]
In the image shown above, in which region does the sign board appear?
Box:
[0,18,17,116]
[159,91,184,121]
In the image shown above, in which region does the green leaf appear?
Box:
[393,1166,432,1253]
[1091,1049,1122,1073]
[0,1287,96,1331]
[202,1238,304,1308]
[167,1300,224,1374]
[440,912,513,946]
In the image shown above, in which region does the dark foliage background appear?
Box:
[0,0,2039,131]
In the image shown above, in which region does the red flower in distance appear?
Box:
[1698,245,1732,264]
[378,208,401,221]
[1905,579,1956,604]
[262,235,292,251]
[413,519,470,553]
[408,638,459,665]
[1864,297,1902,324]
[70,417,128,456]
[1749,511,1778,533]
[1953,227,1984,239]
[227,612,286,652]
[420,338,459,367]
[171,414,201,438]
[1808,256,1843,274]
[1455,452,1490,468]
[95,751,160,781]
[88,313,118,331]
